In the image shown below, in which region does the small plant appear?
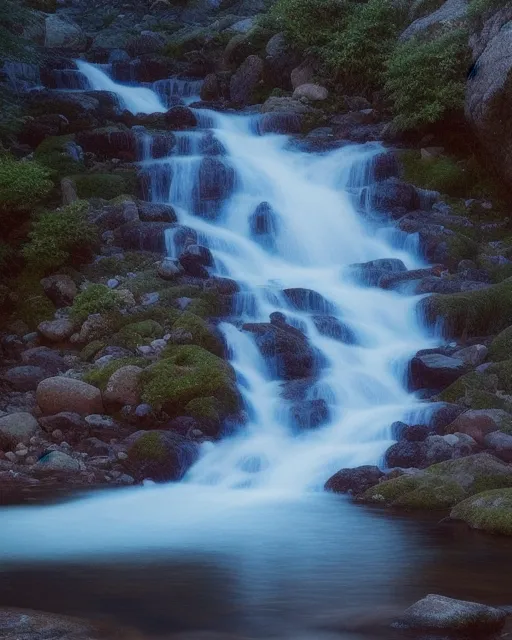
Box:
[70,283,125,323]
[384,29,470,132]
[22,200,98,272]
[0,155,52,216]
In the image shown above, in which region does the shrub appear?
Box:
[384,29,470,132]
[70,172,137,200]
[70,283,125,323]
[22,200,98,272]
[34,135,84,179]
[0,155,52,216]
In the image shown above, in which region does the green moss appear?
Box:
[70,284,126,324]
[487,359,512,394]
[440,371,497,404]
[393,479,466,509]
[0,155,52,218]
[129,432,167,463]
[422,278,512,338]
[140,344,239,416]
[400,151,471,197]
[83,251,159,281]
[70,172,137,200]
[80,340,106,362]
[83,357,147,391]
[22,200,98,273]
[384,29,470,132]
[34,135,84,180]
[185,396,221,422]
[157,285,203,306]
[451,488,512,536]
[117,319,163,349]
[171,312,222,356]
[123,270,167,299]
[488,326,512,362]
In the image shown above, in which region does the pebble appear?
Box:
[107,278,120,289]
[5,452,17,462]
[117,451,128,461]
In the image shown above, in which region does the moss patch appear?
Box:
[116,319,164,349]
[440,371,497,404]
[83,251,159,281]
[70,284,127,324]
[83,356,147,391]
[451,488,512,535]
[171,312,223,356]
[489,326,512,362]
[71,172,137,200]
[80,340,106,362]
[34,135,84,180]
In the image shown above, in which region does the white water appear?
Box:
[0,66,436,564]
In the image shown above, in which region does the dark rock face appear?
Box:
[230,55,264,105]
[369,178,420,217]
[429,403,465,434]
[199,132,226,156]
[325,465,383,495]
[410,353,468,390]
[371,152,399,182]
[164,106,197,130]
[113,221,174,252]
[312,315,357,344]
[76,127,137,161]
[91,200,139,232]
[249,201,277,249]
[179,244,214,278]
[21,347,67,375]
[126,32,165,57]
[258,112,303,135]
[289,398,329,430]
[137,202,177,223]
[243,321,317,380]
[283,288,336,314]
[193,157,235,219]
[348,259,407,287]
[27,91,101,120]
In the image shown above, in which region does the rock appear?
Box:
[283,288,335,313]
[37,377,104,416]
[76,126,137,162]
[371,152,400,182]
[292,83,328,101]
[200,73,219,101]
[39,411,85,432]
[0,413,40,447]
[44,15,87,50]
[410,353,467,390]
[393,594,506,635]
[291,61,315,89]
[466,5,512,190]
[230,55,264,105]
[137,202,177,223]
[363,453,512,509]
[194,157,235,218]
[289,398,329,430]
[124,430,198,482]
[179,244,213,278]
[445,409,512,443]
[261,96,314,115]
[157,258,182,280]
[113,221,173,252]
[429,403,465,433]
[399,0,468,41]
[264,32,300,90]
[38,318,75,342]
[325,465,383,495]
[21,347,67,374]
[40,274,77,307]
[249,201,278,247]
[312,315,356,344]
[165,105,197,130]
[0,608,104,640]
[35,450,81,472]
[104,365,143,408]
[78,314,113,344]
[384,436,454,469]
[451,488,512,535]
[2,366,48,392]
[369,178,420,216]
[126,31,165,57]
[348,258,407,287]
[453,344,488,366]
[92,200,140,232]
[484,431,512,462]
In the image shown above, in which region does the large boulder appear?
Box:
[0,413,41,447]
[445,409,512,443]
[113,221,174,252]
[164,106,197,130]
[393,594,506,635]
[37,377,104,415]
[38,318,75,342]
[292,83,328,101]
[126,31,165,57]
[410,352,468,389]
[325,465,383,495]
[27,91,100,121]
[40,274,77,308]
[1,366,48,392]
[76,127,137,162]
[104,365,143,408]
[21,347,67,374]
[451,488,512,535]
[44,15,87,50]
[466,4,512,190]
[230,55,264,105]
[35,450,81,472]
[91,200,140,232]
[384,434,472,469]
[369,179,420,217]
[193,157,235,219]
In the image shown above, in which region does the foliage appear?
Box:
[83,251,159,281]
[8,269,55,329]
[384,29,470,132]
[0,0,36,64]
[489,326,512,362]
[34,135,85,179]
[171,312,223,356]
[22,200,98,272]
[80,340,106,362]
[70,283,125,323]
[70,172,137,200]
[0,155,52,216]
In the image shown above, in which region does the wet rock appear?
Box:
[371,152,399,182]
[126,31,165,57]
[453,344,488,366]
[0,413,41,447]
[37,377,104,416]
[450,487,512,535]
[1,366,48,392]
[249,201,278,248]
[193,157,235,219]
[348,258,407,287]
[165,105,197,130]
[38,318,75,342]
[445,409,511,443]
[258,112,303,135]
[393,594,506,635]
[312,315,356,344]
[113,221,173,252]
[40,274,77,308]
[138,202,177,223]
[35,450,81,472]
[283,288,336,314]
[21,347,67,374]
[429,403,465,433]
[230,55,264,105]
[261,96,314,115]
[293,83,328,101]
[104,365,143,408]
[27,90,101,121]
[201,73,220,101]
[179,244,213,278]
[158,258,183,280]
[370,178,420,216]
[325,465,383,495]
[410,353,467,390]
[76,127,137,162]
[289,398,329,430]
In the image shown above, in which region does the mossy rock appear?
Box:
[7,270,56,330]
[83,356,147,391]
[140,344,240,417]
[34,135,85,179]
[157,285,203,306]
[70,284,127,324]
[125,430,198,483]
[184,396,222,436]
[450,488,512,535]
[122,270,167,299]
[171,312,223,356]
[440,371,498,404]
[80,340,106,362]
[488,326,512,362]
[487,359,512,394]
[421,278,512,338]
[362,453,512,510]
[116,319,164,349]
[83,251,159,281]
[71,172,137,200]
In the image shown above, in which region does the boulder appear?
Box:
[0,413,41,447]
[138,202,177,223]
[40,274,77,308]
[264,33,300,90]
[453,344,488,366]
[157,258,182,280]
[466,4,512,190]
[44,15,87,50]
[450,488,512,535]
[410,353,467,390]
[200,73,220,101]
[283,288,335,314]
[92,200,139,232]
[261,96,314,114]
[179,244,213,278]
[76,127,137,161]
[1,366,48,392]
[393,594,506,635]
[289,398,329,430]
[348,258,407,287]
[230,55,264,105]
[325,465,383,495]
[445,409,511,443]
[21,347,67,374]
[369,179,420,216]
[39,412,85,433]
[312,315,356,344]
[292,83,328,101]
[113,221,173,252]
[104,365,143,408]
[193,157,235,218]
[35,450,81,472]
[484,431,512,462]
[27,91,100,121]
[291,61,315,89]
[126,31,165,57]
[164,106,197,130]
[38,318,75,342]
[37,377,104,415]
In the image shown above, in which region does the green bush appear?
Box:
[70,172,137,200]
[0,155,52,215]
[34,135,85,179]
[22,200,98,272]
[400,151,474,196]
[384,29,470,132]
[70,283,125,323]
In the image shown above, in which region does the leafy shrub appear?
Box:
[384,30,470,132]
[70,283,125,323]
[22,200,98,272]
[0,155,52,215]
